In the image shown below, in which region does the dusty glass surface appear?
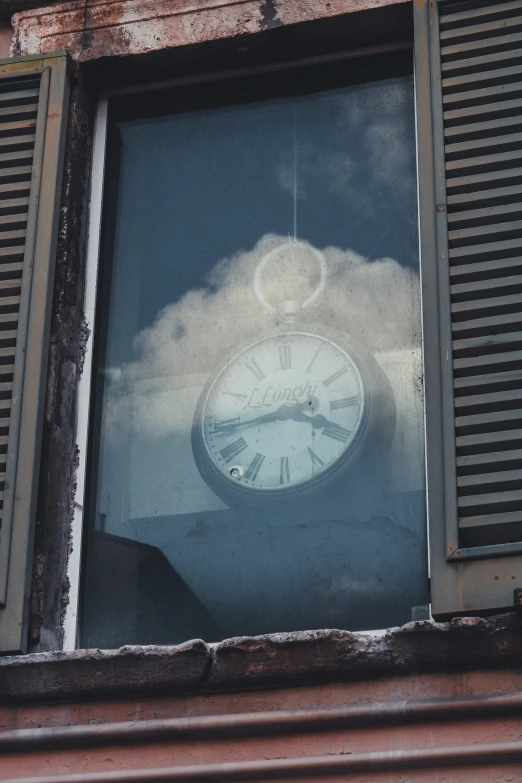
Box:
[82,55,428,647]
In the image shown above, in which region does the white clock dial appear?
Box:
[200,332,365,492]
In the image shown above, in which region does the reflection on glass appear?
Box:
[82,55,428,648]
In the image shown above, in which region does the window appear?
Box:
[2,0,521,656]
[80,53,429,647]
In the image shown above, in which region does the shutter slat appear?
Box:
[448,221,522,244]
[455,388,522,411]
[456,428,522,450]
[0,278,22,294]
[446,150,522,175]
[440,0,522,26]
[457,448,522,469]
[441,31,522,59]
[451,274,522,296]
[0,310,19,325]
[0,104,38,122]
[450,257,522,279]
[453,349,522,371]
[0,295,21,312]
[0,88,39,106]
[0,150,33,167]
[444,96,522,123]
[459,511,522,528]
[448,206,522,228]
[455,408,522,431]
[453,331,522,354]
[0,261,23,278]
[0,332,18,351]
[0,134,35,151]
[0,119,36,137]
[451,292,522,315]
[458,489,522,508]
[445,115,522,141]
[443,65,522,91]
[458,469,522,488]
[0,229,26,246]
[443,81,522,107]
[453,312,522,337]
[448,183,522,208]
[446,133,522,156]
[446,167,522,192]
[0,245,25,260]
[440,15,522,43]
[0,198,30,215]
[442,47,522,77]
[449,239,522,263]
[0,165,33,182]
[0,213,27,228]
[0,181,31,197]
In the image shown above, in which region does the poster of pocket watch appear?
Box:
[191,239,395,509]
[99,234,425,521]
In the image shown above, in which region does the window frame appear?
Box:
[65,42,425,650]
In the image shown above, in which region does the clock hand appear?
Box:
[215,399,313,432]
[287,409,339,430]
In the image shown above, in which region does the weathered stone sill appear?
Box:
[1,614,521,704]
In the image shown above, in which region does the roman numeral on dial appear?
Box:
[279,345,291,371]
[214,417,240,432]
[323,366,348,387]
[280,456,291,484]
[245,358,266,381]
[306,347,321,373]
[220,437,248,463]
[330,396,358,410]
[244,452,265,482]
[307,447,324,468]
[323,423,352,443]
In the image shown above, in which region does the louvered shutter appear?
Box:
[415,0,522,617]
[0,53,69,653]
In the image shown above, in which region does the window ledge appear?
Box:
[1,614,521,704]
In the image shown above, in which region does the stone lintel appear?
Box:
[11,0,409,61]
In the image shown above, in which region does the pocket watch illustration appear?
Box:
[192,239,395,507]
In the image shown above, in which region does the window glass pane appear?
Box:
[82,54,428,647]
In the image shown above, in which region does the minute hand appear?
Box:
[216,400,312,432]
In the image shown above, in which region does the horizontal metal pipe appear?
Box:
[5,739,522,783]
[1,691,521,753]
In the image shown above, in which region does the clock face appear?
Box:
[199,332,365,493]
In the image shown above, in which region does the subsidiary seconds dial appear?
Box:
[196,332,366,493]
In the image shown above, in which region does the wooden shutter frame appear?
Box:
[0,52,69,654]
[415,0,522,618]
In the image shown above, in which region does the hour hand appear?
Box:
[288,410,337,430]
